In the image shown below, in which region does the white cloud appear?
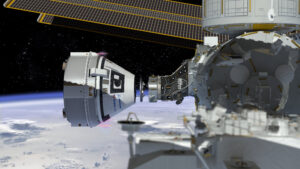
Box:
[0,119,46,144]
[43,159,85,169]
[0,156,11,164]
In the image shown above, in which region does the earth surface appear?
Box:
[0,92,195,169]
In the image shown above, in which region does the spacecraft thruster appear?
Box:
[63,52,135,127]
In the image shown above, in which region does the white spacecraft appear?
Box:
[62,52,136,126]
[4,0,300,169]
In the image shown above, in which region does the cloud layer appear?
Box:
[0,119,46,144]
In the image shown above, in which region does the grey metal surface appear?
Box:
[130,134,300,169]
[148,31,300,114]
[148,60,189,104]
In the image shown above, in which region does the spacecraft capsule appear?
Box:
[63,52,135,127]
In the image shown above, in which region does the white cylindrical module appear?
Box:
[202,0,300,35]
[63,52,135,127]
[148,76,161,102]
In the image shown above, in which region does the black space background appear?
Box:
[0,1,202,95]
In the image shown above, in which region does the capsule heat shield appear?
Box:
[63,52,135,127]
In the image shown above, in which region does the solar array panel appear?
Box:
[4,0,229,49]
[38,14,202,49]
[38,14,54,24]
[97,0,203,18]
[54,0,202,25]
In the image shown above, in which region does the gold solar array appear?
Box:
[93,0,203,18]
[4,0,229,49]
[52,0,202,26]
[51,0,202,26]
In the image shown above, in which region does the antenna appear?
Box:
[118,112,144,157]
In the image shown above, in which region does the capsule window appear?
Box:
[110,70,125,93]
